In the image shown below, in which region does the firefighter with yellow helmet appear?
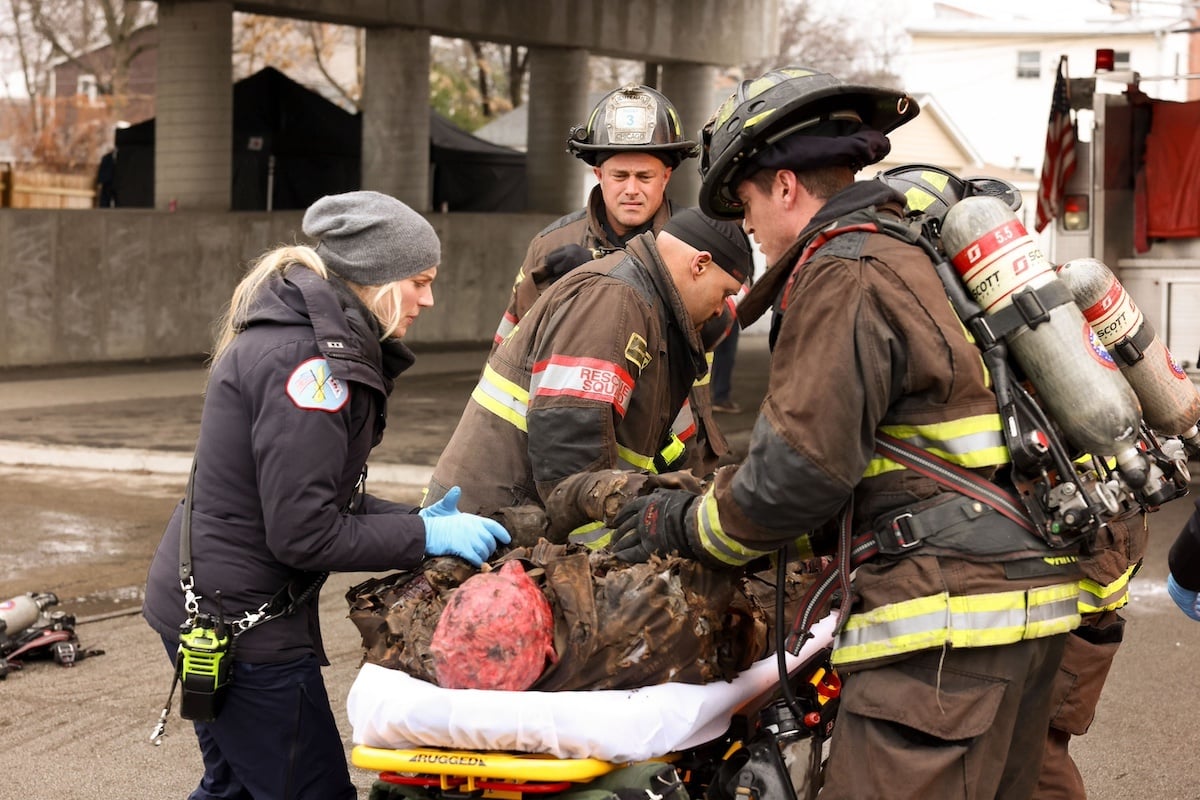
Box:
[609,66,1084,797]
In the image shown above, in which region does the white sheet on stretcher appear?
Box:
[347,612,835,764]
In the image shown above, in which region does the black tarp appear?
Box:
[113,66,526,212]
[430,112,526,212]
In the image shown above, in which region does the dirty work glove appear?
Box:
[424,514,512,567]
[419,486,463,519]
[611,488,699,563]
[1167,572,1200,621]
[645,470,704,494]
[543,244,593,279]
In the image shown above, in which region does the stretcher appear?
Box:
[347,613,839,798]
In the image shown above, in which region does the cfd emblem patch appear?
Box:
[286,357,349,412]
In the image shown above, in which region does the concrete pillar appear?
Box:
[362,26,431,211]
[661,62,718,209]
[154,0,233,211]
[526,46,590,214]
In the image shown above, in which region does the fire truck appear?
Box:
[1050,50,1200,383]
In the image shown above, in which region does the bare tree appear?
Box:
[232,14,364,112]
[232,13,300,79]
[429,37,529,130]
[305,21,362,111]
[2,0,56,131]
[744,0,902,88]
[507,44,528,109]
[0,0,153,170]
[589,56,644,92]
[29,0,155,110]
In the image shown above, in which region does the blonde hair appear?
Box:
[359,282,406,340]
[210,244,405,369]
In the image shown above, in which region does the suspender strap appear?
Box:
[874,433,1038,536]
[786,433,1036,653]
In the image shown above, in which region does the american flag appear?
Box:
[1035,55,1077,232]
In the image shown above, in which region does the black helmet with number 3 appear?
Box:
[567,83,699,168]
[699,66,919,219]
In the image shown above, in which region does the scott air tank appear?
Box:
[940,196,1142,458]
[1057,257,1200,439]
[0,592,55,638]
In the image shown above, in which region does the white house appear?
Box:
[898,0,1194,175]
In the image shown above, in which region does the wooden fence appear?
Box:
[0,164,95,209]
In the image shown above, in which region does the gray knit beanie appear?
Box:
[302,190,441,285]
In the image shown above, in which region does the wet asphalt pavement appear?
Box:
[0,335,1198,799]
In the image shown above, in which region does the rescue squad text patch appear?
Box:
[531,355,634,417]
[286,357,349,412]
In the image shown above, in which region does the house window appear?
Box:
[1017,51,1041,79]
[77,74,98,102]
[1114,51,1131,70]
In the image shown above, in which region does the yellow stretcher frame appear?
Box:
[351,745,621,784]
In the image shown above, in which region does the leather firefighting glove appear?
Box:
[645,470,704,494]
[611,488,700,563]
[543,244,593,279]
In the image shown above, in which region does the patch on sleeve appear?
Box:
[531,355,635,417]
[624,332,652,371]
[286,357,349,412]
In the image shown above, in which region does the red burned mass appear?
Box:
[429,560,558,690]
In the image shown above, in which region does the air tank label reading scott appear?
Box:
[949,219,1055,313]
[1081,279,1143,345]
[1084,323,1119,370]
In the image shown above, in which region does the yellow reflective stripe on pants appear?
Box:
[863,415,1009,478]
[1078,564,1135,613]
[831,582,1080,666]
[471,364,529,432]
[694,488,813,567]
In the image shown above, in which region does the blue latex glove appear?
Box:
[423,513,511,567]
[1167,573,1200,621]
[419,486,462,519]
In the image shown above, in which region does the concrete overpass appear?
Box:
[0,0,779,368]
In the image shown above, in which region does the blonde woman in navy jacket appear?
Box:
[143,191,508,800]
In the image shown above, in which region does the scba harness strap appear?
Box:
[782,206,1115,549]
[780,208,1088,656]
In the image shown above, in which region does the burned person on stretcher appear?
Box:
[347,469,824,693]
